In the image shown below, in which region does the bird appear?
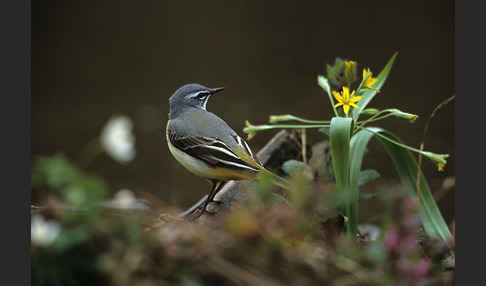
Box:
[165,83,270,219]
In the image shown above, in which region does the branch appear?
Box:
[181,130,300,221]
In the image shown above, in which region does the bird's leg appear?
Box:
[202,180,225,214]
[206,179,224,205]
[188,180,225,220]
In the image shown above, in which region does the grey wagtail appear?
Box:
[166,83,273,219]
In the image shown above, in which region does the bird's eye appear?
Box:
[197,91,209,99]
[187,91,209,101]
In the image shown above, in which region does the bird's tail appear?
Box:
[235,150,290,190]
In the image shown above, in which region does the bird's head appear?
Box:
[169,83,224,119]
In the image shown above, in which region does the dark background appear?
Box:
[32,0,454,219]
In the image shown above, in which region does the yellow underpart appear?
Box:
[211,167,257,180]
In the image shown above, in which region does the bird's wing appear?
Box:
[168,127,262,174]
[230,133,264,168]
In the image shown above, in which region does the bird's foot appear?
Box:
[209,199,222,205]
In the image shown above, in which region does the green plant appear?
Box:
[243,53,452,243]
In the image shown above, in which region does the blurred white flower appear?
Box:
[114,189,136,208]
[100,115,136,163]
[31,215,61,247]
[102,189,150,211]
[358,224,381,241]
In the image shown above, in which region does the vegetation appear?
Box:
[244,53,451,242]
[31,54,455,285]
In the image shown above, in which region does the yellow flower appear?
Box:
[363,68,377,88]
[332,86,363,115]
[410,114,419,123]
[344,60,356,70]
[437,162,445,172]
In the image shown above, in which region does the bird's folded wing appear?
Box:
[168,130,261,173]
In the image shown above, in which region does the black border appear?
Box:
[0,0,469,285]
[0,0,30,284]
[456,0,482,285]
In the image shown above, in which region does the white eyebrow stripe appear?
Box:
[187,91,209,99]
[186,91,211,110]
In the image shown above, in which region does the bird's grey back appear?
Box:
[169,109,241,148]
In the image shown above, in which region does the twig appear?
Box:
[415,95,455,197]
[177,195,209,219]
[301,128,307,164]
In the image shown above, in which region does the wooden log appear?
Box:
[180,130,302,221]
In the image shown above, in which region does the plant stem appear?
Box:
[293,119,330,124]
[357,126,436,157]
[245,124,330,133]
[415,95,456,198]
[270,114,330,124]
[356,110,393,129]
[301,128,307,164]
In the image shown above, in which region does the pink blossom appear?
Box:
[384,227,399,252]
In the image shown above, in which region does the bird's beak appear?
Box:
[209,87,224,95]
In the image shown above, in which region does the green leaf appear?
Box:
[360,193,378,200]
[358,169,381,186]
[326,57,347,87]
[52,226,89,253]
[253,173,275,203]
[355,127,452,243]
[32,154,109,221]
[282,160,308,175]
[326,64,337,85]
[348,127,377,235]
[352,52,398,121]
[31,155,79,189]
[288,169,313,210]
[334,57,345,74]
[361,108,419,124]
[329,117,354,235]
[360,108,380,115]
[383,108,419,123]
